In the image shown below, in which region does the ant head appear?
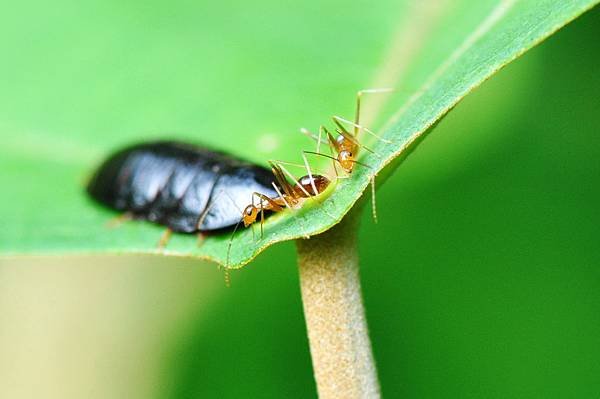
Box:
[297,174,331,196]
[338,150,354,173]
[242,204,258,227]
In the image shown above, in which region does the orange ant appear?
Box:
[226,160,331,268]
[240,161,331,231]
[300,88,393,221]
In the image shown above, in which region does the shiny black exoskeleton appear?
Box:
[87,141,278,232]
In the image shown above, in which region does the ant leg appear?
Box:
[197,232,206,247]
[332,157,340,177]
[198,189,244,231]
[252,193,272,238]
[269,161,296,199]
[222,191,244,214]
[250,191,285,239]
[196,189,227,230]
[260,200,264,238]
[226,219,244,267]
[249,192,264,241]
[370,176,378,224]
[157,228,172,249]
[354,88,395,136]
[106,212,133,228]
[224,189,258,267]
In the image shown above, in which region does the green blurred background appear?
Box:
[1,3,599,399]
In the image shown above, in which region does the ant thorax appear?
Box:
[335,134,355,152]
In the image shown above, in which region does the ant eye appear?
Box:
[245,206,254,216]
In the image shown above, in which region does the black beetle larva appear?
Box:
[87,140,331,243]
[87,140,282,233]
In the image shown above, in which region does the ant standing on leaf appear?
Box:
[224,160,333,286]
[300,88,394,222]
[240,161,331,233]
[225,160,332,275]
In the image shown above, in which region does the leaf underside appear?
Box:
[0,0,597,267]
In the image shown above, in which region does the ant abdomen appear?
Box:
[295,175,330,197]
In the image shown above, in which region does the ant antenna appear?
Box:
[223,190,245,214]
[197,188,237,230]
[224,269,231,288]
[226,218,243,268]
[222,188,256,243]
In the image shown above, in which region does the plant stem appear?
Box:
[296,209,380,398]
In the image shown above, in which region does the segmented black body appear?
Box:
[87,141,278,232]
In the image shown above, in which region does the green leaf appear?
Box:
[1,0,597,267]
